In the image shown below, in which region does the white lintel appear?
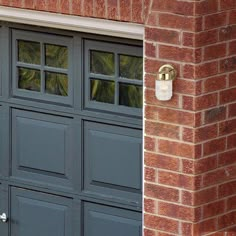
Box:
[0,6,144,40]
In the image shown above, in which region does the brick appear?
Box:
[174,79,196,95]
[218,149,236,167]
[195,93,218,110]
[94,0,106,18]
[203,137,226,156]
[152,0,194,16]
[220,25,236,41]
[195,187,218,205]
[220,88,236,104]
[229,103,236,117]
[195,62,218,79]
[144,152,180,171]
[219,180,236,198]
[229,41,236,55]
[182,187,218,206]
[35,0,47,11]
[159,202,197,221]
[145,167,156,182]
[229,72,236,86]
[107,0,118,20]
[229,10,236,24]
[219,118,236,135]
[227,196,236,210]
[196,0,219,15]
[204,43,227,61]
[24,0,35,9]
[145,183,179,202]
[228,134,236,148]
[182,96,194,111]
[155,107,195,126]
[158,140,195,159]
[204,12,227,30]
[204,106,227,124]
[71,0,81,15]
[203,75,227,93]
[83,0,93,17]
[145,28,180,45]
[145,121,180,139]
[48,1,58,12]
[193,218,217,235]
[158,171,201,190]
[144,214,179,234]
[159,45,201,63]
[182,128,194,143]
[203,200,225,219]
[181,222,193,236]
[145,42,156,58]
[159,13,195,31]
[144,136,156,152]
[144,58,163,74]
[183,32,194,47]
[182,190,194,206]
[182,156,217,175]
[220,0,236,10]
[144,228,156,236]
[220,56,236,73]
[144,73,155,89]
[195,124,218,142]
[131,0,143,23]
[144,198,156,213]
[195,30,218,47]
[219,212,236,229]
[120,0,131,22]
[60,0,70,14]
[146,12,158,26]
[203,165,236,187]
[9,0,22,7]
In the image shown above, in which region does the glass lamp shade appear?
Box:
[155,79,173,101]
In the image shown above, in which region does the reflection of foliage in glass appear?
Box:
[45,72,68,96]
[45,44,68,69]
[90,50,115,76]
[119,83,142,108]
[18,67,41,92]
[90,79,115,104]
[18,40,40,65]
[119,55,143,80]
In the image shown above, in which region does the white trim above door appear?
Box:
[0,6,144,40]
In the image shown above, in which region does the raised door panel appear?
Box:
[11,109,80,192]
[83,121,142,207]
[10,187,75,236]
[83,202,142,236]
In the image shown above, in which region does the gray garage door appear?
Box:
[0,23,143,236]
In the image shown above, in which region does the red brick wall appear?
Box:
[1,0,236,235]
[145,0,236,235]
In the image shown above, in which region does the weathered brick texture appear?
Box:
[1,0,236,235]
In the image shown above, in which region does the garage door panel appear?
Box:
[11,109,79,191]
[83,121,142,205]
[83,202,142,236]
[10,187,74,236]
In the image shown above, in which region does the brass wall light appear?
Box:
[156,64,177,101]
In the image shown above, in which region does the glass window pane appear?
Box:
[18,40,41,65]
[45,44,68,69]
[119,83,143,108]
[45,72,68,96]
[90,50,115,76]
[18,67,41,92]
[119,55,143,80]
[90,79,115,104]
